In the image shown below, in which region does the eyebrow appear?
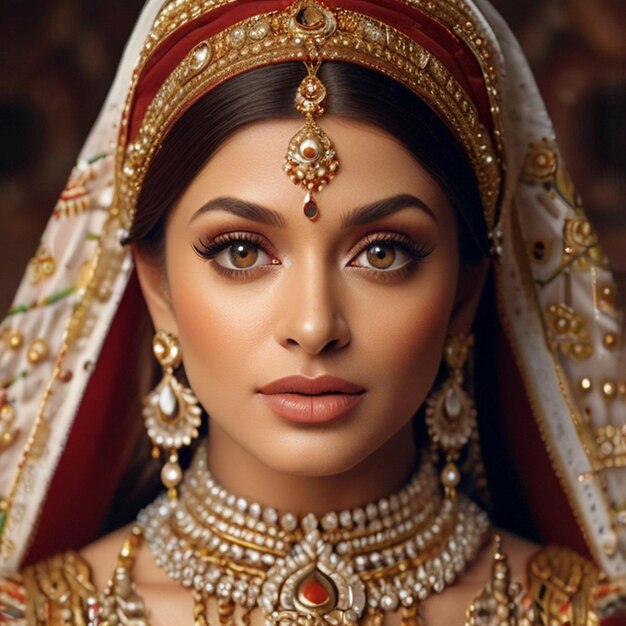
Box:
[190,197,287,227]
[189,193,436,228]
[340,194,437,228]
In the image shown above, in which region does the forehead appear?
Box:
[172,117,454,229]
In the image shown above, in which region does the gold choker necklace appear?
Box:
[138,452,489,626]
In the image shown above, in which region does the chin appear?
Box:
[251,434,381,478]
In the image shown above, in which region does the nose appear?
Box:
[274,259,351,355]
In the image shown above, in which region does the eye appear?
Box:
[216,241,270,270]
[352,239,413,271]
[364,243,400,270]
[193,233,276,273]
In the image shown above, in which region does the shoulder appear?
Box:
[0,551,97,624]
[467,532,604,625]
[526,543,601,623]
[0,525,138,624]
[79,523,134,589]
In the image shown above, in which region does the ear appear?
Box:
[133,247,179,335]
[447,258,490,337]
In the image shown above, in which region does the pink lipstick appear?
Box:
[258,375,365,424]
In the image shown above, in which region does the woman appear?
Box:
[0,0,624,623]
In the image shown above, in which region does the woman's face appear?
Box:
[144,118,464,478]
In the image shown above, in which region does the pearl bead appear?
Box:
[161,461,183,488]
[441,463,460,488]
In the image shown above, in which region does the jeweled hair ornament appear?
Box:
[115,0,502,232]
[283,3,340,220]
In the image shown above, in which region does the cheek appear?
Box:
[165,255,266,397]
[353,264,457,381]
[346,275,457,446]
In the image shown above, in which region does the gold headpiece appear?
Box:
[117,0,503,230]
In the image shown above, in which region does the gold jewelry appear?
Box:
[98,525,149,623]
[138,449,490,626]
[465,535,523,626]
[282,5,340,220]
[426,334,477,498]
[143,330,202,499]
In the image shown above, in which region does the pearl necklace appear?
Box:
[139,452,490,626]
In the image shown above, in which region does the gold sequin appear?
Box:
[594,424,626,467]
[596,283,620,318]
[6,330,24,350]
[27,338,50,364]
[580,378,592,393]
[0,404,13,420]
[602,381,617,399]
[563,218,607,271]
[604,333,618,349]
[520,139,557,183]
[28,246,57,285]
[546,303,593,361]
[0,402,18,452]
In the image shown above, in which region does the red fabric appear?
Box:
[24,273,148,565]
[127,0,492,144]
[601,617,626,626]
[497,324,590,558]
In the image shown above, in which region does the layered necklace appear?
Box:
[135,451,490,626]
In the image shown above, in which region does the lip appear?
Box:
[258,375,365,424]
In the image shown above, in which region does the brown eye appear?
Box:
[366,243,396,269]
[229,242,258,268]
[209,238,273,271]
[194,234,275,274]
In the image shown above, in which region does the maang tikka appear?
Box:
[143,330,202,499]
[283,3,339,220]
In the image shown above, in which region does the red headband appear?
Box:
[127,0,493,145]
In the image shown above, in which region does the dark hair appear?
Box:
[126,62,488,261]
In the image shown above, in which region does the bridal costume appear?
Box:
[0,0,625,623]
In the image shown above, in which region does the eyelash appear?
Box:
[192,231,434,280]
[349,232,434,280]
[193,232,277,280]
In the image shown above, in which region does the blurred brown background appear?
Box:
[1,0,625,313]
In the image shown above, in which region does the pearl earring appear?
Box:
[143,330,202,499]
[425,334,477,498]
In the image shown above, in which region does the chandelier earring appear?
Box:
[143,330,202,500]
[426,334,477,499]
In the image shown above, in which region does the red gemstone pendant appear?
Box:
[300,578,329,606]
[303,193,319,220]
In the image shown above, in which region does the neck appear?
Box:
[141,422,490,622]
[206,421,419,515]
